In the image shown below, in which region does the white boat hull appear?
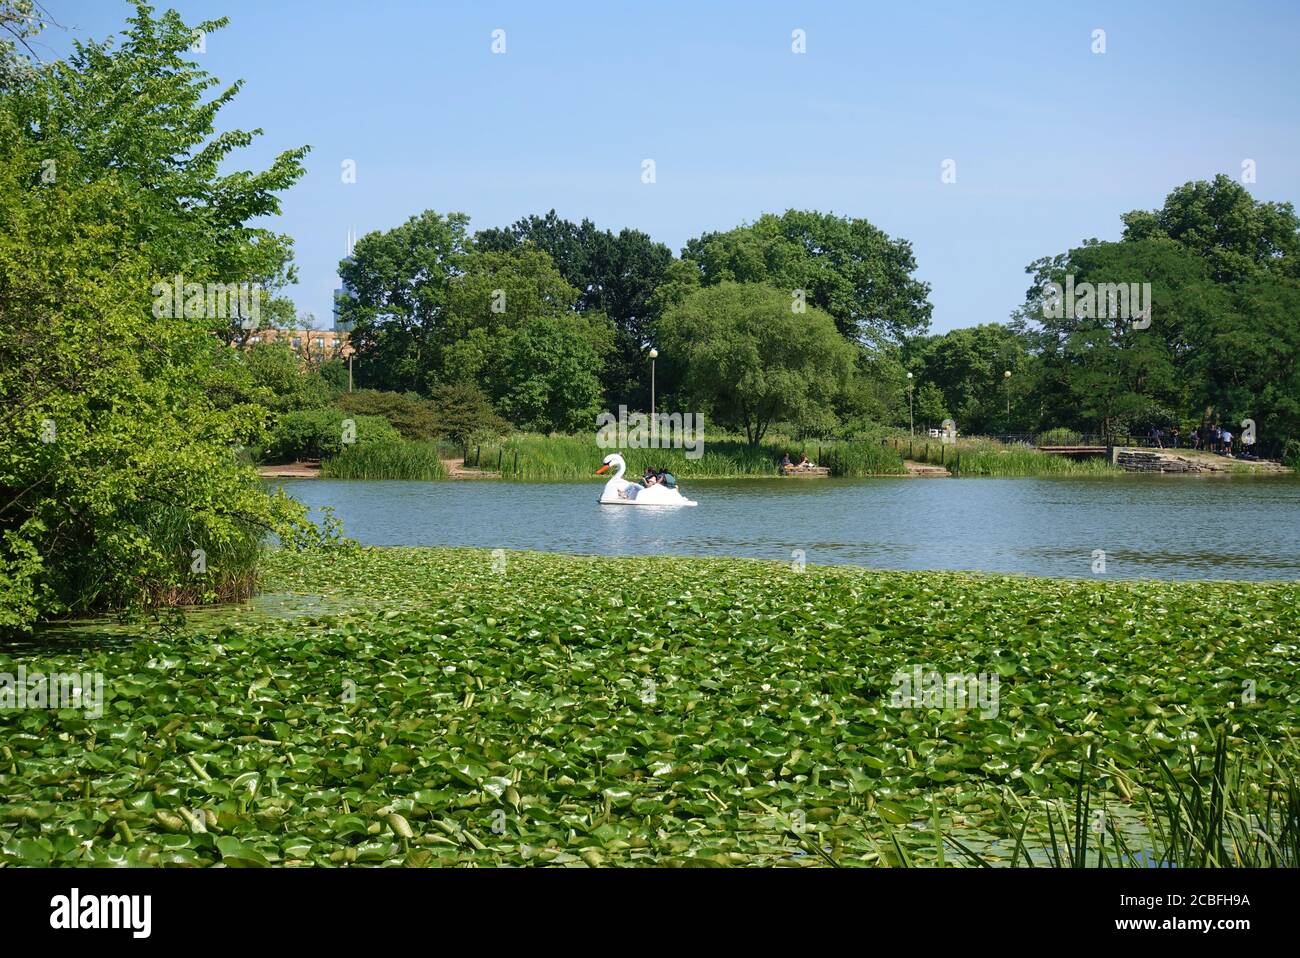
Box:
[598,477,697,507]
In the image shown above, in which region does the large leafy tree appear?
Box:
[476,210,674,407]
[438,246,588,384]
[904,324,1036,433]
[337,210,472,393]
[657,282,858,444]
[1018,239,1218,435]
[682,209,933,346]
[488,316,608,434]
[0,3,313,631]
[1121,174,1300,284]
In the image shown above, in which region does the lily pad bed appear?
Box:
[2,547,1297,866]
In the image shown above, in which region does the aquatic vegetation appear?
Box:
[819,441,907,477]
[2,547,1296,866]
[922,439,1118,477]
[321,442,449,481]
[469,432,905,480]
[478,433,789,480]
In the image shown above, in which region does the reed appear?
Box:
[475,433,786,480]
[890,437,1119,477]
[321,441,449,480]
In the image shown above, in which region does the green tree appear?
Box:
[905,324,1035,433]
[488,316,607,433]
[1121,174,1300,284]
[657,282,857,444]
[337,210,472,393]
[1019,239,1222,436]
[428,382,508,446]
[476,211,674,406]
[438,246,584,384]
[0,4,314,631]
[682,210,933,346]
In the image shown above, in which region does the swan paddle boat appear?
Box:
[595,453,697,506]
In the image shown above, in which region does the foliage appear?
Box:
[479,433,787,480]
[321,442,448,481]
[658,282,858,444]
[334,389,441,441]
[428,382,508,447]
[1121,173,1300,284]
[928,440,1117,477]
[3,546,1296,865]
[1013,176,1300,454]
[819,442,907,477]
[488,315,608,434]
[903,324,1034,434]
[337,210,473,394]
[267,410,401,463]
[682,209,933,346]
[1036,427,1083,446]
[0,3,314,631]
[242,342,335,413]
[476,210,675,407]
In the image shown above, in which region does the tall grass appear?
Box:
[891,437,1120,477]
[919,731,1300,868]
[321,441,449,480]
[467,433,909,480]
[474,433,785,481]
[820,441,906,476]
[135,503,261,607]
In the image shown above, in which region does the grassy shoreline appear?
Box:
[300,432,1292,482]
[3,546,1296,866]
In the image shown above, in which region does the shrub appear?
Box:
[1037,427,1083,446]
[267,410,401,462]
[335,389,441,440]
[429,382,508,447]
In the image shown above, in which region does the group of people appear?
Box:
[1148,425,1180,449]
[641,467,677,489]
[1192,423,1253,458]
[1149,423,1255,459]
[780,453,814,471]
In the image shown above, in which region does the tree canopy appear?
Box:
[657,282,858,444]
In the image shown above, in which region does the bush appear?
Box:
[267,410,401,462]
[429,382,508,447]
[335,389,441,440]
[1037,427,1083,445]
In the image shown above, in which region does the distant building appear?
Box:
[333,255,356,333]
[243,327,349,361]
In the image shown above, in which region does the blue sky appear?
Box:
[44,0,1300,333]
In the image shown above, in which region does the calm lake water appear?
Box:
[277,476,1300,581]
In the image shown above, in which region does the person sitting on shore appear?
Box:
[797,454,811,469]
[781,453,792,469]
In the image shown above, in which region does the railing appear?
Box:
[977,433,1164,449]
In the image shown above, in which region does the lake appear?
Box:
[276,475,1300,581]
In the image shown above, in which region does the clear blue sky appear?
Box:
[43,0,1300,333]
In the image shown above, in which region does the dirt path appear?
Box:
[441,458,498,480]
[903,460,951,477]
[257,461,321,479]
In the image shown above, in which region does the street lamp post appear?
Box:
[906,371,914,437]
[1003,369,1012,419]
[341,342,356,393]
[648,348,658,418]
